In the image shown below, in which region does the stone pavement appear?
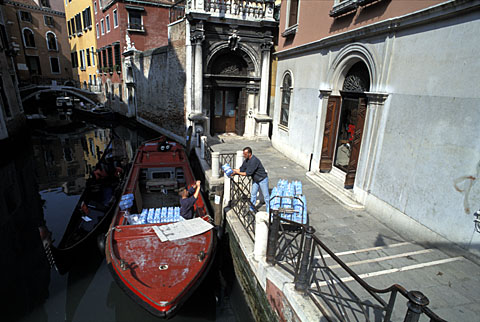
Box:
[208,134,480,321]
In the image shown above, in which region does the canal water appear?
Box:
[4,118,253,322]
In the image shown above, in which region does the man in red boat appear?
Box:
[179,180,201,219]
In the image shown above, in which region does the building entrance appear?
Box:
[320,62,370,188]
[212,89,238,133]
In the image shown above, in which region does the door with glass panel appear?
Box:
[213,89,238,133]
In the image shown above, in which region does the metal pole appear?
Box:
[266,211,280,265]
[295,226,315,294]
[404,291,429,322]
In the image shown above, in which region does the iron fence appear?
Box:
[205,144,213,168]
[264,212,447,322]
[229,175,257,241]
[204,139,237,177]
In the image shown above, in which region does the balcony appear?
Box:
[187,0,275,22]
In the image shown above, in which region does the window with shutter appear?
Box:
[280,72,292,127]
[50,57,60,74]
[288,0,299,28]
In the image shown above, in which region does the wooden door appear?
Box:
[236,88,247,136]
[212,90,237,133]
[319,96,341,172]
[344,98,367,188]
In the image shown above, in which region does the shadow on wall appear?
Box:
[131,21,187,139]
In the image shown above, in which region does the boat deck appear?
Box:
[140,185,180,209]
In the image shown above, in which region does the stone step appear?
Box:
[306,171,364,210]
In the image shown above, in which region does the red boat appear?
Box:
[105,137,216,318]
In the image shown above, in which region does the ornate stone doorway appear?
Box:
[320,62,370,188]
[207,49,251,136]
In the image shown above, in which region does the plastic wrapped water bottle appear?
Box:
[301,195,307,224]
[121,193,134,201]
[161,207,167,222]
[297,181,303,195]
[282,189,293,209]
[147,208,155,223]
[140,209,148,224]
[270,187,277,210]
[154,208,161,223]
[222,163,233,177]
[119,198,133,211]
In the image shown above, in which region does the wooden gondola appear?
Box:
[52,135,129,274]
[105,137,216,318]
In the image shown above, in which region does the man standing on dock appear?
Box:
[233,147,269,212]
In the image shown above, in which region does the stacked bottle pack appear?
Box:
[126,206,184,225]
[270,180,307,224]
[119,193,134,211]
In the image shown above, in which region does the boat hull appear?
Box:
[105,138,216,318]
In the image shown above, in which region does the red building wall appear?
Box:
[95,0,171,87]
[278,0,445,52]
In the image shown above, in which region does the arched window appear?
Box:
[280,72,292,127]
[23,28,35,48]
[46,32,57,51]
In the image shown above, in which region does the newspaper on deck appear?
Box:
[152,217,214,242]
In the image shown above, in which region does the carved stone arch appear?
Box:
[327,43,377,94]
[205,42,259,77]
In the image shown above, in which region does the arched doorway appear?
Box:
[320,61,370,188]
[206,48,254,136]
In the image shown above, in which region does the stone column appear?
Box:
[311,89,332,171]
[235,150,244,169]
[200,135,207,159]
[244,85,259,137]
[356,92,389,198]
[258,41,272,115]
[212,151,220,179]
[191,25,205,115]
[256,41,273,138]
[185,20,193,123]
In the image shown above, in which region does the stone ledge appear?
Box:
[225,211,322,321]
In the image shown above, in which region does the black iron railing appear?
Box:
[229,175,257,240]
[204,140,237,177]
[205,144,213,167]
[265,212,447,322]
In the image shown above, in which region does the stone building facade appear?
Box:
[184,0,277,138]
[272,0,480,255]
[95,0,173,115]
[4,0,72,85]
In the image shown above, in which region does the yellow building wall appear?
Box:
[64,0,98,87]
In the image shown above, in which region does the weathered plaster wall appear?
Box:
[271,52,326,169]
[272,9,480,253]
[134,20,187,138]
[367,12,480,253]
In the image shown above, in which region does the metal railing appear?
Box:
[264,212,447,322]
[203,138,237,177]
[229,175,257,240]
[226,180,447,321]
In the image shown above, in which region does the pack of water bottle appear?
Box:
[119,193,134,211]
[126,206,184,225]
[269,179,307,224]
[222,163,233,177]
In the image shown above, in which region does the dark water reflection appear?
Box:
[2,120,252,322]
